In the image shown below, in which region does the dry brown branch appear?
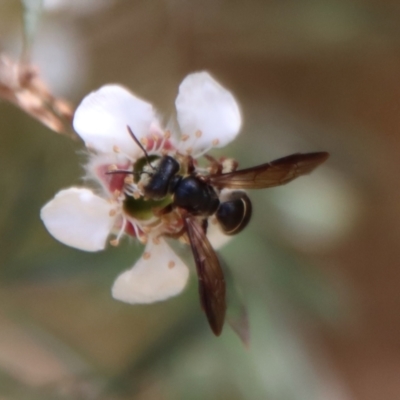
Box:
[0,53,79,140]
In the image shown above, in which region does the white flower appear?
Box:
[41,72,242,304]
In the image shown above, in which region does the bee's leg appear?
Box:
[186,155,196,174]
[220,157,238,173]
[201,218,208,234]
[203,155,239,174]
[204,154,223,175]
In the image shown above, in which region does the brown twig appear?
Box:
[0,53,79,140]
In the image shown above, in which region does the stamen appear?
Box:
[180,129,203,157]
[152,236,161,245]
[212,139,220,146]
[128,221,148,244]
[168,261,176,269]
[130,220,140,237]
[157,130,171,153]
[192,143,215,159]
[141,226,152,234]
[109,209,117,217]
[139,234,148,244]
[108,164,118,172]
[179,234,189,245]
[113,145,121,153]
[149,138,156,152]
[111,216,128,246]
[140,137,148,147]
[143,252,151,260]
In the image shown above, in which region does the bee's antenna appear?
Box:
[127,126,155,171]
[106,170,137,176]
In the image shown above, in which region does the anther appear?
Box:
[110,239,119,246]
[179,235,189,245]
[186,147,193,155]
[164,130,171,139]
[168,261,176,269]
[152,237,161,245]
[195,130,202,138]
[109,209,117,217]
[124,175,134,185]
[108,164,118,172]
[181,134,190,142]
[212,139,220,146]
[140,235,148,244]
[143,252,151,260]
[140,137,148,147]
[113,145,121,153]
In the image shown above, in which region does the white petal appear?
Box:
[207,221,232,249]
[73,85,158,155]
[40,187,116,251]
[176,72,242,154]
[112,237,189,304]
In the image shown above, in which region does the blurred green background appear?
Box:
[1,0,399,399]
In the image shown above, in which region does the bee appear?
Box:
[111,127,329,336]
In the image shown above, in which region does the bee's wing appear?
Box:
[210,152,329,189]
[183,216,226,336]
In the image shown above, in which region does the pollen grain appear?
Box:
[110,239,119,246]
[164,130,171,139]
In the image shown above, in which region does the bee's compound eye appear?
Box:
[216,192,252,235]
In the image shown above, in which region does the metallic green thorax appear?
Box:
[122,155,173,220]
